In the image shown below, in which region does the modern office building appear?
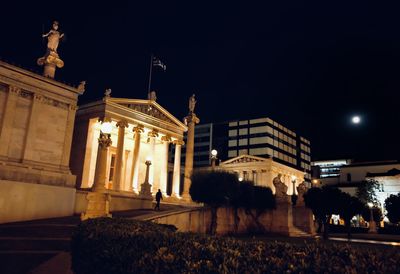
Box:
[175,117,312,182]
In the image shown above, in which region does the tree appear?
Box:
[356,179,379,204]
[337,193,365,239]
[384,193,400,224]
[303,186,343,239]
[246,186,275,232]
[190,171,239,234]
[231,180,254,233]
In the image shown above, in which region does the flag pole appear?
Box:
[147,53,153,98]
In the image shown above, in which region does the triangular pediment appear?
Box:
[220,155,268,166]
[106,98,187,130]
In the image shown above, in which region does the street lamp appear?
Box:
[291,175,297,206]
[211,149,218,169]
[368,202,378,234]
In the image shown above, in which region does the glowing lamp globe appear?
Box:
[211,149,218,157]
[368,202,373,208]
[352,116,361,124]
[100,121,112,134]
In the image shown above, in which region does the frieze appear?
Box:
[41,95,69,110]
[19,90,33,99]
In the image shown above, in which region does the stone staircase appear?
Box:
[0,203,186,274]
[0,216,80,274]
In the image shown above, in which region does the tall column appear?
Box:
[182,112,200,201]
[113,120,128,191]
[147,129,158,192]
[81,130,112,220]
[171,140,184,198]
[0,86,20,157]
[130,125,144,193]
[160,135,171,196]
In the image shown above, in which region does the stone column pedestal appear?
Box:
[139,160,153,199]
[81,192,112,220]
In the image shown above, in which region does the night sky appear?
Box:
[2,1,400,161]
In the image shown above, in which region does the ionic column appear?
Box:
[172,140,184,198]
[0,86,20,157]
[182,112,200,201]
[160,135,171,196]
[113,120,128,191]
[92,132,112,192]
[130,125,144,193]
[147,129,159,193]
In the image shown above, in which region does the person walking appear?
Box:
[154,189,163,211]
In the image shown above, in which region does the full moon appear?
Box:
[352,116,361,124]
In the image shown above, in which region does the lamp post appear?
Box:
[291,175,298,206]
[211,149,218,169]
[368,202,378,234]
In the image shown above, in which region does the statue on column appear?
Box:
[37,20,65,78]
[42,21,64,54]
[188,94,196,113]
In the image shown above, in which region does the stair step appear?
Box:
[0,225,76,238]
[0,237,70,251]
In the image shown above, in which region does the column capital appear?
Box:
[8,85,21,95]
[161,135,172,143]
[116,120,129,128]
[69,104,77,111]
[98,134,112,149]
[133,124,144,133]
[148,129,159,138]
[184,113,200,125]
[172,139,185,146]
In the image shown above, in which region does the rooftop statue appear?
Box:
[42,21,64,53]
[189,94,196,113]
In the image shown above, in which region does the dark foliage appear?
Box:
[71,218,400,274]
[385,193,400,224]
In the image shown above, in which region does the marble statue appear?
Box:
[77,81,86,93]
[189,94,196,113]
[104,88,112,97]
[42,21,64,53]
[273,174,289,202]
[148,91,157,101]
[296,181,308,205]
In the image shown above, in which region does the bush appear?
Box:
[71,218,400,274]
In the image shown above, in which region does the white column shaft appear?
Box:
[172,144,182,197]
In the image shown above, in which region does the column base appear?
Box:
[181,193,192,202]
[81,192,112,221]
[139,182,152,199]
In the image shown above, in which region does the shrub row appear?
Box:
[71,218,400,274]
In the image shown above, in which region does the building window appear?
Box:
[228,150,237,158]
[347,173,351,182]
[109,154,116,182]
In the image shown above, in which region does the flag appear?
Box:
[152,56,166,71]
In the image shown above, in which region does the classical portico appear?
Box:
[211,155,305,194]
[70,95,188,204]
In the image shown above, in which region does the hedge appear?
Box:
[71,218,400,274]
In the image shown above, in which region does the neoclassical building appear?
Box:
[70,94,188,202]
[210,155,305,195]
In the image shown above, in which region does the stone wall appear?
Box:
[0,180,76,223]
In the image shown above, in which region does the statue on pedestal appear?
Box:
[296,181,308,206]
[273,174,289,203]
[37,21,65,78]
[42,21,64,54]
[189,94,196,113]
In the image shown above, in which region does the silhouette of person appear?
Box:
[154,189,163,211]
